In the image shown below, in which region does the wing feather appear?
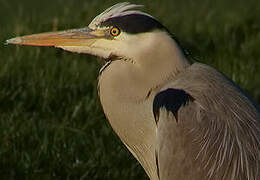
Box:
[154,63,260,180]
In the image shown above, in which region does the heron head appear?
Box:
[6,2,185,66]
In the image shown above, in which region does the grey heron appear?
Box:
[6,2,260,180]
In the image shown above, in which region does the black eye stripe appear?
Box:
[102,14,166,34]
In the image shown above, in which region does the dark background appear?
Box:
[0,0,259,179]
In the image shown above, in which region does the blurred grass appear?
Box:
[0,0,259,179]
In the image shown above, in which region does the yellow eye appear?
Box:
[110,27,120,37]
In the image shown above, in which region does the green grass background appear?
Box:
[0,0,259,179]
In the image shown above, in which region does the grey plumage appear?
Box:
[6,2,260,180]
[156,63,260,180]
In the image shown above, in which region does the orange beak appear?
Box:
[6,27,107,47]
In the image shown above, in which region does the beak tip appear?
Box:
[4,39,10,45]
[5,37,22,45]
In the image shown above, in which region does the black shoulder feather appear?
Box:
[153,88,194,123]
